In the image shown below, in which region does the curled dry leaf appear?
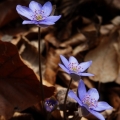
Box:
[100,24,114,35]
[56,45,72,55]
[0,40,55,119]
[85,34,119,83]
[60,33,86,47]
[73,43,88,56]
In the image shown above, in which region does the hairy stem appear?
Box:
[64,77,73,120]
[38,27,44,113]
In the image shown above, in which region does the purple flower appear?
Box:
[16,1,61,27]
[68,80,113,120]
[59,55,94,80]
[44,98,58,112]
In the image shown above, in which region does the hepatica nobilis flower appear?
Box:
[44,98,58,112]
[68,80,113,120]
[59,55,94,80]
[16,1,61,27]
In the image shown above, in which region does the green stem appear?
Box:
[38,27,44,113]
[63,77,73,120]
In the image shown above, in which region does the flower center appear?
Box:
[82,94,98,109]
[36,15,42,20]
[68,62,78,72]
[31,10,46,21]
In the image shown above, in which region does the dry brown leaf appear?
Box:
[45,33,60,48]
[60,33,86,47]
[105,0,120,9]
[83,77,96,89]
[44,48,60,85]
[111,16,120,26]
[10,112,34,120]
[113,31,120,84]
[56,45,72,55]
[17,36,45,75]
[85,35,118,83]
[100,24,114,35]
[51,110,62,120]
[81,23,96,32]
[109,91,120,110]
[108,86,120,110]
[0,40,55,119]
[73,43,88,56]
[0,0,28,27]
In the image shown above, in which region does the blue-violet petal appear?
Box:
[68,90,82,106]
[59,64,70,74]
[78,80,87,100]
[45,15,61,23]
[78,61,92,72]
[29,1,42,12]
[16,5,33,20]
[79,73,94,76]
[69,56,78,65]
[60,55,69,68]
[87,88,99,101]
[42,1,52,16]
[94,101,113,111]
[22,20,34,24]
[89,109,105,120]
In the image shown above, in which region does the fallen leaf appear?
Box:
[10,112,34,120]
[44,48,60,85]
[16,36,45,75]
[0,40,55,119]
[85,34,118,83]
[0,0,29,27]
[73,43,88,56]
[45,33,60,48]
[100,24,114,35]
[60,33,86,47]
[113,31,120,84]
[111,16,120,26]
[108,86,120,110]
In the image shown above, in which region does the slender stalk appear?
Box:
[64,77,73,120]
[38,27,44,113]
[46,112,51,120]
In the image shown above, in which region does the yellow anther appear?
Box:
[36,15,42,20]
[72,67,77,72]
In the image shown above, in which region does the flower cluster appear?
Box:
[16,1,61,27]
[16,0,113,119]
[68,80,112,120]
[59,55,113,120]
